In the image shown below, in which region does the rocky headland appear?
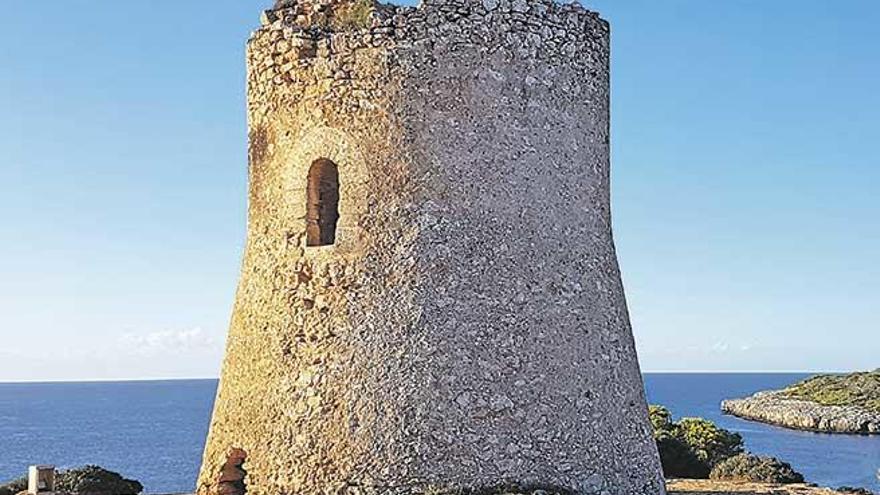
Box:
[722,371,880,434]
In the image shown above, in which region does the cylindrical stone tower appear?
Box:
[197,0,665,493]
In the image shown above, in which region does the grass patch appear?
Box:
[329,0,373,30]
[783,370,880,414]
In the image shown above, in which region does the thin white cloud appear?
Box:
[118,327,223,355]
[710,341,730,353]
[0,327,226,382]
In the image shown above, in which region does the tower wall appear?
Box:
[197,0,665,493]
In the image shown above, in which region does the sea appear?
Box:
[1,374,878,494]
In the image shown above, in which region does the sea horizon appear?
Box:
[2,373,878,493]
[0,369,857,385]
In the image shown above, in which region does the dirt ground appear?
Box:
[667,479,850,495]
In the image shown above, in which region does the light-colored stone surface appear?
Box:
[667,479,849,495]
[722,391,880,434]
[197,0,664,493]
[27,465,54,495]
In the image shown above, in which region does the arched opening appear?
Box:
[306,159,340,247]
[216,448,247,495]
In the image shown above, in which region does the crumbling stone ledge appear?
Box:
[722,391,880,434]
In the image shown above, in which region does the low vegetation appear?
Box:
[650,405,805,484]
[329,0,373,30]
[783,370,880,414]
[709,454,804,484]
[55,465,142,495]
[0,478,25,495]
[836,487,876,495]
[649,405,744,478]
[0,466,141,495]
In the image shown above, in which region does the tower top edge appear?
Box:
[271,0,604,16]
[257,0,608,36]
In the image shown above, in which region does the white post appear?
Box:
[27,466,55,495]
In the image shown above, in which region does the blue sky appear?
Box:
[0,1,877,381]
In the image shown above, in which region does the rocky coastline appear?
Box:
[722,390,880,434]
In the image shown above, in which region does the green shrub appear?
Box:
[837,488,875,495]
[654,430,709,479]
[1,466,142,495]
[329,0,373,30]
[676,417,744,468]
[56,465,143,495]
[648,405,675,432]
[0,477,27,495]
[709,454,804,484]
[648,405,744,478]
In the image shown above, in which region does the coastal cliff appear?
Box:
[722,370,880,434]
[722,391,880,434]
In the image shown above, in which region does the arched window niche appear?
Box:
[305,158,340,247]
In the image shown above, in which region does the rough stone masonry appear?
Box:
[197,0,666,493]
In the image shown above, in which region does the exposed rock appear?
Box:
[722,391,880,434]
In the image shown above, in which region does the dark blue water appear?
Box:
[0,380,215,494]
[644,373,880,492]
[1,375,878,494]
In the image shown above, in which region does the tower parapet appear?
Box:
[198,0,665,493]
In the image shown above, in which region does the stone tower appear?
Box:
[197,0,665,493]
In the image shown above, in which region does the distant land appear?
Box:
[723,370,880,434]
